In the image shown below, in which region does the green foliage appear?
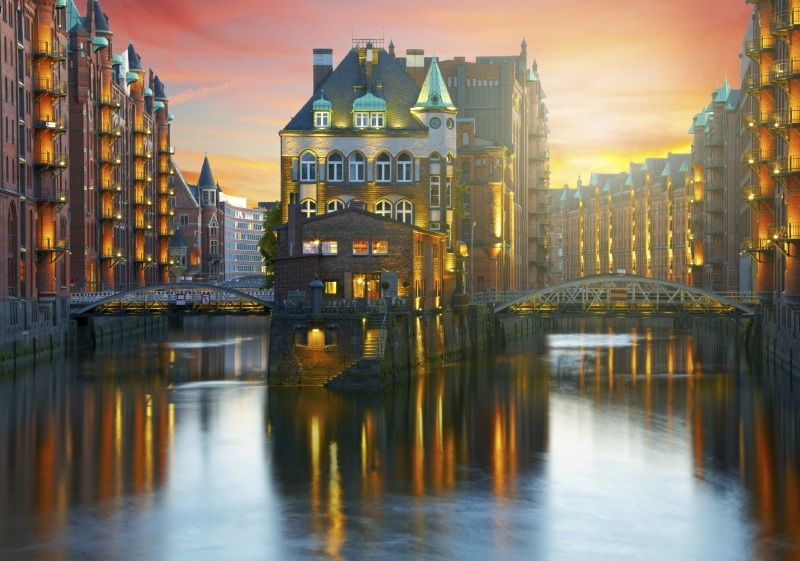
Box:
[258,202,281,288]
[454,172,470,219]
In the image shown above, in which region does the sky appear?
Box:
[94,0,754,204]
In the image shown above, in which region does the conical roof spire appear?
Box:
[92,0,112,35]
[414,57,456,111]
[198,155,216,189]
[127,42,142,71]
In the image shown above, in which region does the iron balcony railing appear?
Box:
[31,41,67,59]
[36,237,70,251]
[744,36,776,57]
[33,185,67,203]
[32,77,67,96]
[33,116,67,132]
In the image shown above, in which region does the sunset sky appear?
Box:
[96,0,754,204]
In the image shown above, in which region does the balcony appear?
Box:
[769,155,800,176]
[134,253,155,266]
[133,148,153,160]
[743,111,768,129]
[99,92,123,108]
[134,196,154,207]
[743,149,775,167]
[771,8,800,34]
[159,162,174,175]
[744,36,776,58]
[770,58,800,83]
[97,151,122,165]
[97,121,123,137]
[158,185,175,196]
[133,122,152,136]
[133,172,154,183]
[99,247,125,260]
[742,73,771,92]
[99,206,124,221]
[703,155,723,169]
[33,185,67,204]
[134,220,154,231]
[745,184,775,207]
[33,152,68,169]
[33,116,67,132]
[36,237,70,251]
[32,77,67,97]
[99,180,122,193]
[31,41,67,60]
[158,227,174,237]
[158,145,175,155]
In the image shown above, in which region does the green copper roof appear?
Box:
[55,0,67,9]
[661,163,671,177]
[144,86,153,97]
[589,172,599,186]
[714,79,731,104]
[111,54,123,66]
[603,180,611,192]
[91,36,107,52]
[641,161,649,172]
[67,1,85,34]
[126,71,139,85]
[312,91,332,111]
[625,174,634,187]
[414,57,456,111]
[153,100,165,111]
[168,113,175,121]
[679,160,689,173]
[560,187,568,202]
[353,92,386,111]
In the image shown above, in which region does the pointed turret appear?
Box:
[92,0,112,35]
[413,57,456,111]
[198,155,216,189]
[127,42,142,71]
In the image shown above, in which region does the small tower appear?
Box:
[198,155,217,207]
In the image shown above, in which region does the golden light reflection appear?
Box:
[311,415,321,512]
[326,442,345,560]
[493,410,506,496]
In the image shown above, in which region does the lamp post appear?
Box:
[470,221,477,305]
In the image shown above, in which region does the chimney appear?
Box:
[287,194,302,257]
[405,49,426,87]
[313,48,333,93]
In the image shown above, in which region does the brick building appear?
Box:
[273,203,446,311]
[279,38,459,304]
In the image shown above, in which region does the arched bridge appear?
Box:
[71,283,273,316]
[489,274,754,316]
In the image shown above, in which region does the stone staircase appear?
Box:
[325,313,386,387]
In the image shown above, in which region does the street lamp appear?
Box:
[470,221,477,304]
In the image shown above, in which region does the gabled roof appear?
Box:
[67,0,87,34]
[713,79,731,104]
[414,57,456,111]
[282,48,427,132]
[169,227,189,248]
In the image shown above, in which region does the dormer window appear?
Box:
[314,111,330,128]
[312,91,332,129]
[353,92,387,129]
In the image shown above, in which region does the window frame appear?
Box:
[348,153,365,183]
[397,153,412,183]
[376,153,391,183]
[327,152,344,183]
[299,152,317,183]
[355,112,369,128]
[353,240,369,255]
[327,199,344,212]
[371,112,385,128]
[372,240,388,255]
[396,200,413,224]
[314,111,330,128]
[375,199,392,218]
[300,198,317,218]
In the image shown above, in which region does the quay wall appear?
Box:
[0,297,73,374]
[749,304,800,381]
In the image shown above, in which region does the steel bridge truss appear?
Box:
[495,274,753,316]
[71,283,272,316]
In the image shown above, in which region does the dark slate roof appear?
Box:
[67,0,87,35]
[198,156,216,188]
[127,43,142,71]
[169,227,189,248]
[92,0,111,35]
[283,48,427,132]
[154,75,167,100]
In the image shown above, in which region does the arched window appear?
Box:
[300,152,316,183]
[375,200,392,218]
[327,199,344,212]
[327,153,343,183]
[462,160,470,178]
[348,199,366,210]
[396,200,413,224]
[300,198,317,218]
[348,153,365,183]
[397,153,412,183]
[461,131,470,147]
[429,152,441,174]
[376,153,391,183]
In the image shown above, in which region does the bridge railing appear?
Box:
[71,288,274,306]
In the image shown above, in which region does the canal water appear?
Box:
[0,316,798,560]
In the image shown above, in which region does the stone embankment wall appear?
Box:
[269,304,525,387]
[749,305,800,381]
[1,298,73,374]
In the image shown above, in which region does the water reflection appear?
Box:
[0,319,798,560]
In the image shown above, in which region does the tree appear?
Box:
[258,202,282,289]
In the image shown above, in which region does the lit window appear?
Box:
[353,240,369,255]
[327,199,344,212]
[314,111,329,128]
[300,152,316,182]
[300,199,316,218]
[375,200,392,218]
[321,241,338,254]
[327,153,343,182]
[397,153,412,183]
[372,240,388,255]
[349,153,365,182]
[430,176,440,208]
[355,112,369,127]
[376,153,391,183]
[302,240,320,254]
[445,176,452,208]
[396,200,413,224]
[371,112,384,128]
[324,281,337,295]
